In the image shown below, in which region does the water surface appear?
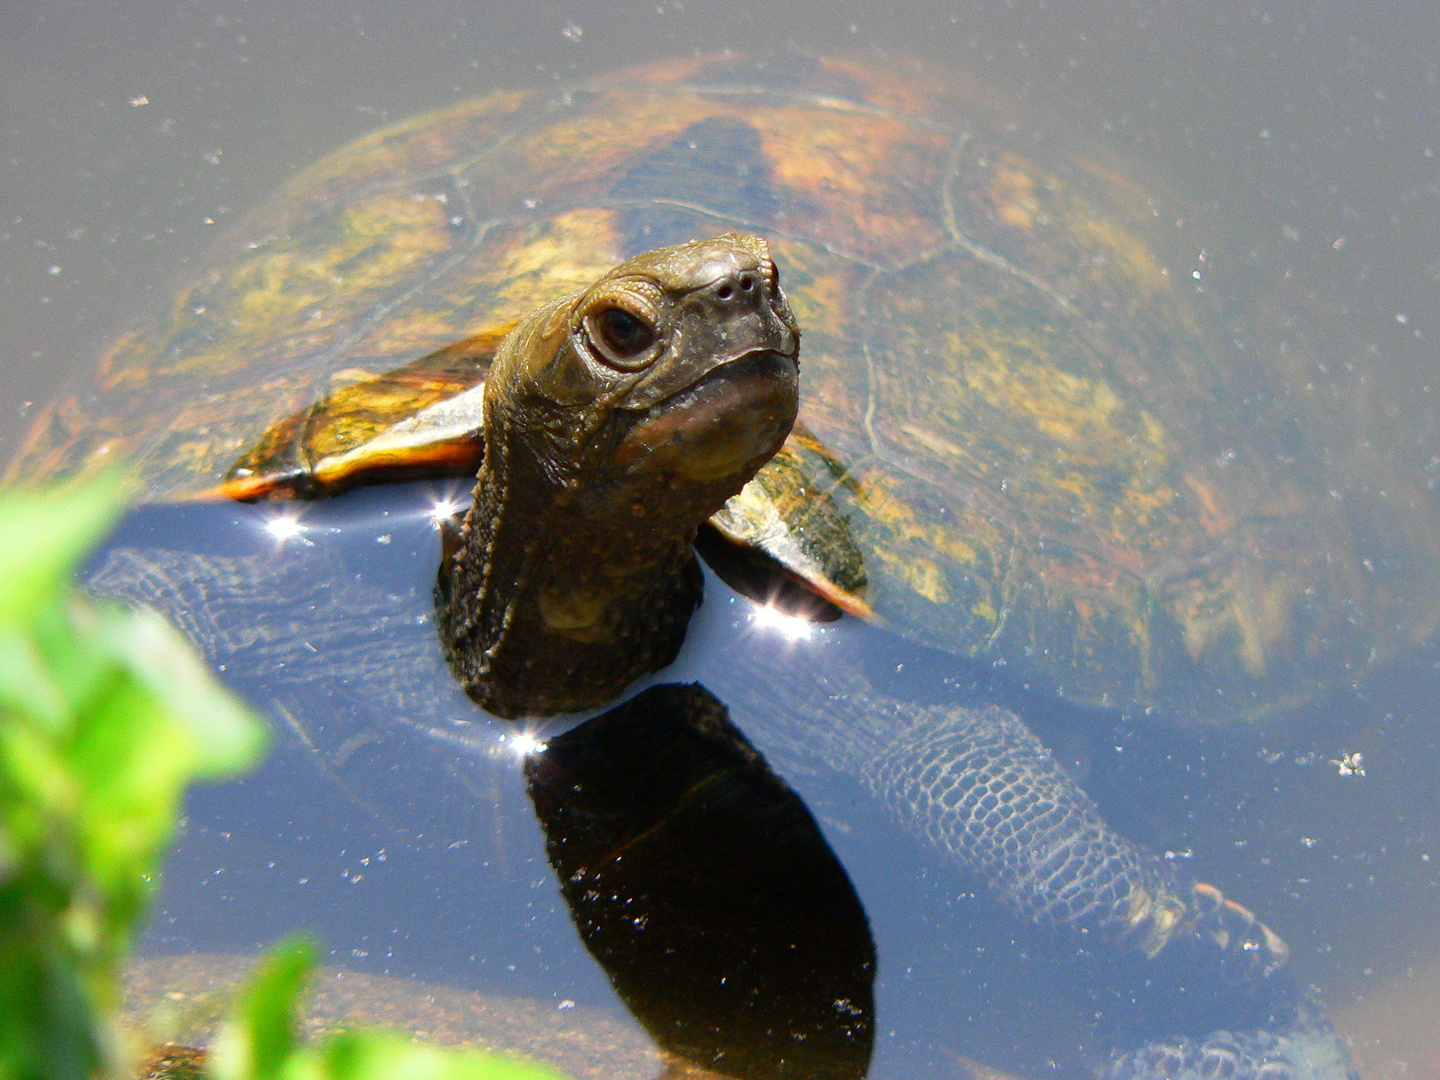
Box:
[6,2,1440,1077]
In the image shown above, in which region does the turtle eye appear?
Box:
[588,306,658,368]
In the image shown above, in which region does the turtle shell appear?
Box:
[12,54,1439,719]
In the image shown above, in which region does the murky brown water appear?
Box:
[6,3,1440,1078]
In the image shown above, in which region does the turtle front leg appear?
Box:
[835,695,1361,1079]
[859,698,1289,979]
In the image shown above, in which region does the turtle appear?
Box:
[19,57,1436,722]
[9,52,1393,1080]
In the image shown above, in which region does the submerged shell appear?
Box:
[12,53,1439,719]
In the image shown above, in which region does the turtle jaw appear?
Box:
[613,348,800,484]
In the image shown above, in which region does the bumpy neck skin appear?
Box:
[436,234,799,719]
[438,402,713,718]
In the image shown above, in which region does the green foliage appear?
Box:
[210,937,566,1080]
[0,479,268,1080]
[209,938,317,1080]
[0,479,569,1080]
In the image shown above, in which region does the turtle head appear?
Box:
[441,234,801,718]
[486,231,800,488]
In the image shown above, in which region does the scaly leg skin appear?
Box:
[850,698,1357,1080]
[863,702,1287,977]
[707,634,1357,1078]
[1103,997,1357,1080]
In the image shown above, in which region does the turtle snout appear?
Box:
[702,261,770,311]
[697,259,799,359]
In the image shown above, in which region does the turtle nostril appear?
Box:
[716,283,734,300]
[739,273,755,292]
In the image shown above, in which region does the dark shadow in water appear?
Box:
[527,682,875,1079]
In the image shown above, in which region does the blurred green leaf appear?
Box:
[0,477,131,629]
[0,477,266,1080]
[210,937,318,1080]
[207,936,569,1080]
[0,626,67,732]
[313,1030,569,1080]
[100,606,266,778]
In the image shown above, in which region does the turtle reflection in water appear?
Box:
[14,53,1421,1079]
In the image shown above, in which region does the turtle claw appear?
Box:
[1125,880,1289,980]
[1188,882,1290,978]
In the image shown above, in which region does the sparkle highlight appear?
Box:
[749,602,814,641]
